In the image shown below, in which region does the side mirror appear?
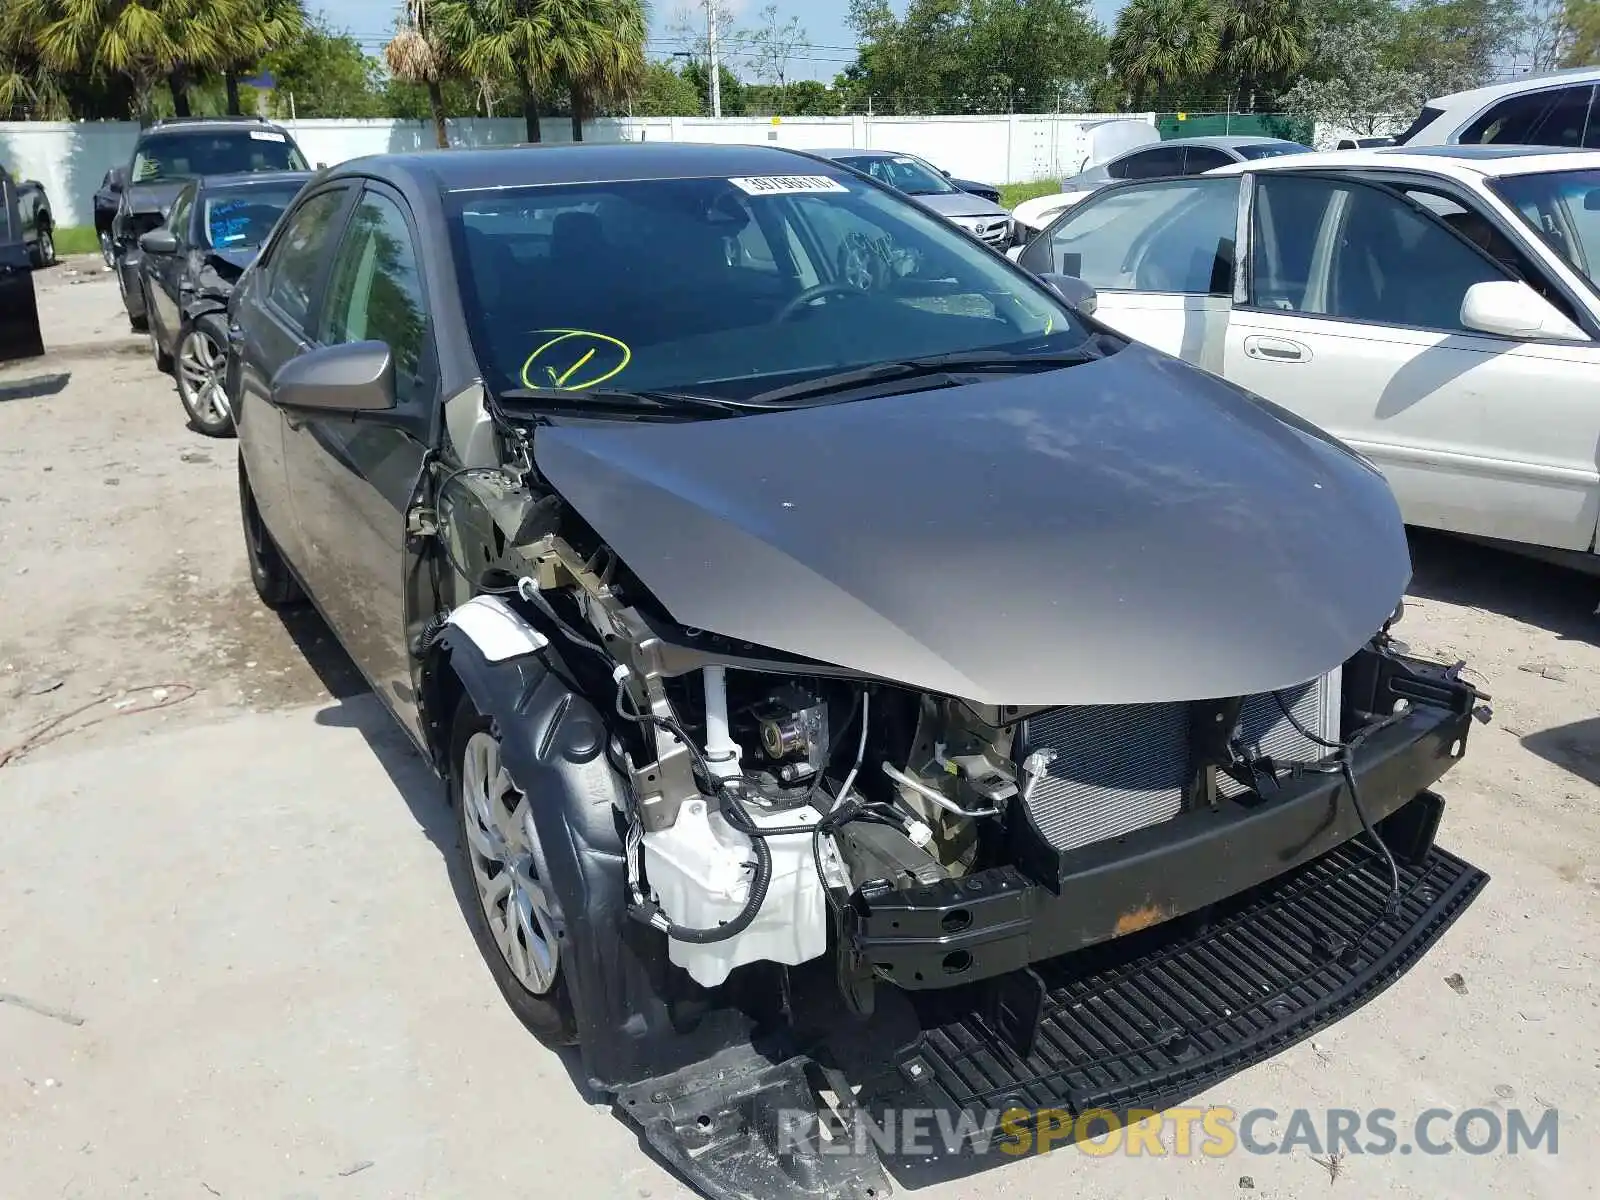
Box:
[316,161,328,170]
[271,341,396,413]
[139,228,179,255]
[1039,272,1097,316]
[107,167,126,192]
[941,168,953,177]
[1460,280,1588,342]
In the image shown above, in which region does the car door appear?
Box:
[280,182,434,742]
[145,184,194,348]
[0,170,44,363]
[1224,170,1600,551]
[232,182,357,574]
[1020,176,1241,373]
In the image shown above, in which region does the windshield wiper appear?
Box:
[743,346,1106,406]
[497,386,771,418]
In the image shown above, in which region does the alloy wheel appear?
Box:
[177,328,231,426]
[460,731,561,995]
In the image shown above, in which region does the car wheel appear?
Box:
[177,315,234,437]
[450,697,577,1046]
[149,322,173,374]
[239,462,303,608]
[99,231,115,269]
[30,225,55,269]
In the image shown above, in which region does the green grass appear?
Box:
[1000,180,1063,209]
[51,226,102,256]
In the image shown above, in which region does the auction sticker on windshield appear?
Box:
[729,176,848,195]
[250,130,286,141]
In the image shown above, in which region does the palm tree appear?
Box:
[431,0,543,140]
[29,0,242,123]
[1109,0,1219,110]
[386,0,451,149]
[1219,0,1308,109]
[0,8,67,118]
[564,0,647,141]
[219,0,304,115]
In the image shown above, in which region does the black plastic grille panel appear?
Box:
[872,840,1486,1123]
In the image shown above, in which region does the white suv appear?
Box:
[1396,66,1600,148]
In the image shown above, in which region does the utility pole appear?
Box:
[708,0,722,119]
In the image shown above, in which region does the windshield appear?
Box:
[1490,168,1600,294]
[203,186,302,250]
[834,154,958,196]
[131,130,308,183]
[448,173,1091,402]
[1234,142,1309,160]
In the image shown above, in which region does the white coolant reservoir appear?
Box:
[642,798,827,989]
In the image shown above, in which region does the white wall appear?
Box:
[0,111,1158,228]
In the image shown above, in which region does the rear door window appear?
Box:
[1110,145,1186,180]
[1182,147,1235,173]
[1458,85,1597,148]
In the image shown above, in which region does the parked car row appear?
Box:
[100,116,313,434]
[1012,141,1600,570]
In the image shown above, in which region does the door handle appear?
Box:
[1243,334,1311,363]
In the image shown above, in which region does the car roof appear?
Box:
[1428,64,1600,108]
[809,148,932,161]
[336,142,861,192]
[1208,143,1600,180]
[197,170,314,190]
[139,119,294,138]
[1143,135,1302,149]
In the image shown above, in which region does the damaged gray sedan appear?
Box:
[230,143,1491,1200]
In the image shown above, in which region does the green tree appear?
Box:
[681,58,745,114]
[843,0,1107,115]
[1563,0,1600,62]
[385,0,452,147]
[631,60,701,114]
[1108,0,1219,108]
[0,8,68,118]
[1391,0,1520,95]
[261,16,386,117]
[1281,16,1425,134]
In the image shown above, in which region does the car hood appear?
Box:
[534,344,1410,706]
[913,191,1010,219]
[123,181,188,216]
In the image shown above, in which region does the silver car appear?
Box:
[810,147,1012,248]
[1011,135,1311,242]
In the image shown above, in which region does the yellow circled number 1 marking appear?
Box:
[520,329,632,391]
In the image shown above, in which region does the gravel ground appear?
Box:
[1,261,1597,1199]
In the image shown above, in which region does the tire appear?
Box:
[149,322,173,374]
[29,224,55,269]
[239,461,303,608]
[449,696,578,1046]
[176,314,235,437]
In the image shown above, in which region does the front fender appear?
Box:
[427,624,759,1092]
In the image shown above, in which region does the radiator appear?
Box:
[1016,669,1342,853]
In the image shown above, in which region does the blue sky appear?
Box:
[315,0,1127,83]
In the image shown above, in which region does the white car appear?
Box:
[1395,65,1600,148]
[1015,145,1600,564]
